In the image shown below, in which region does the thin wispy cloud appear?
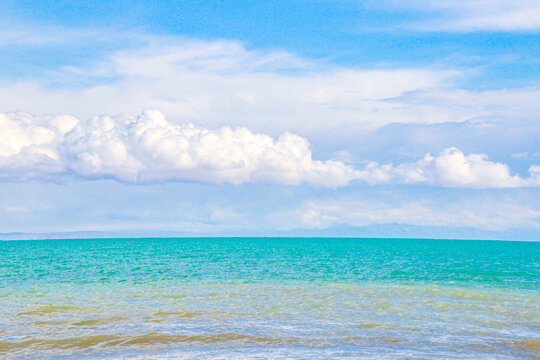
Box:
[283,198,540,232]
[384,0,540,32]
[0,37,538,145]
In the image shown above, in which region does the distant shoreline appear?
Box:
[2,235,539,242]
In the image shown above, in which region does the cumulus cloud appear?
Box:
[0,110,360,186]
[393,148,525,188]
[363,147,540,188]
[0,112,75,180]
[1,110,539,188]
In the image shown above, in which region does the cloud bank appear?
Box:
[285,198,540,232]
[1,110,539,188]
[0,110,359,186]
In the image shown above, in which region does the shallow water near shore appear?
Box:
[1,237,539,359]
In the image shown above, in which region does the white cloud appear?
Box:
[283,198,540,232]
[393,148,525,188]
[529,165,540,183]
[0,110,360,187]
[511,152,529,160]
[1,110,539,188]
[363,147,540,188]
[0,36,538,188]
[0,26,117,47]
[0,112,72,180]
[0,37,538,152]
[0,37,465,141]
[387,0,540,32]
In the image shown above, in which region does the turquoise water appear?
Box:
[0,238,539,359]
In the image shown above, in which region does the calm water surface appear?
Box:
[0,238,539,359]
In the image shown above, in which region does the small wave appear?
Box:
[72,317,127,326]
[0,335,123,353]
[18,305,83,316]
[502,339,540,354]
[0,332,332,355]
[31,320,70,325]
[341,336,404,345]
[153,311,197,318]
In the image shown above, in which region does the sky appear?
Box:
[0,0,539,240]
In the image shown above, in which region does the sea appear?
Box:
[0,237,538,359]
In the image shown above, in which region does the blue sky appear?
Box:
[0,0,539,239]
[2,1,539,88]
